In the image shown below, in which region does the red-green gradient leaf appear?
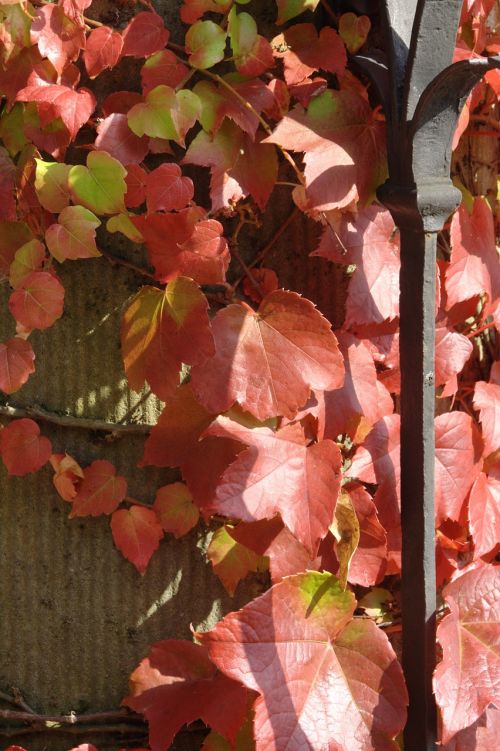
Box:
[0,418,52,476]
[121,12,169,58]
[0,221,33,275]
[146,163,194,212]
[207,525,267,595]
[121,278,214,401]
[264,90,386,210]
[198,572,407,751]
[9,271,65,331]
[153,482,200,538]
[45,206,101,263]
[9,240,46,289]
[95,113,149,165]
[34,160,71,213]
[141,50,190,94]
[186,21,227,69]
[69,460,127,518]
[84,26,123,78]
[190,290,344,420]
[434,565,500,743]
[111,506,164,574]
[468,469,500,559]
[127,85,201,145]
[0,337,35,394]
[339,12,371,53]
[124,640,253,750]
[204,417,342,556]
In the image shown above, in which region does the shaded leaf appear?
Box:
[9,239,46,289]
[473,380,499,458]
[331,489,360,589]
[0,337,35,394]
[95,113,149,165]
[121,12,169,58]
[273,24,346,85]
[468,469,500,559]
[49,452,84,502]
[339,12,371,53]
[16,83,96,140]
[141,50,190,94]
[275,0,320,24]
[30,5,85,75]
[124,640,253,750]
[0,220,33,275]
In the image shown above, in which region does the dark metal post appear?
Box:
[350,2,500,749]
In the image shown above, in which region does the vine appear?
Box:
[0,0,498,750]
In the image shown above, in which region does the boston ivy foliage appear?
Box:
[0,1,498,749]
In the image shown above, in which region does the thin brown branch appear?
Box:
[100,248,156,280]
[0,404,153,434]
[319,0,339,24]
[0,709,143,725]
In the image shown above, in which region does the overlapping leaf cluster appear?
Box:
[0,1,498,750]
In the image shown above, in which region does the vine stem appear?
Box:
[0,404,153,434]
[100,249,156,280]
[0,708,143,725]
[467,320,496,338]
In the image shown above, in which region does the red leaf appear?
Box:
[473,380,499,458]
[124,640,252,749]
[132,211,230,285]
[141,50,190,94]
[347,483,387,586]
[84,26,123,78]
[441,706,500,751]
[95,113,149,165]
[312,205,400,325]
[0,419,52,476]
[45,206,101,263]
[0,337,35,394]
[434,565,500,743]
[273,24,346,85]
[198,572,407,751]
[16,84,96,140]
[265,89,386,210]
[190,290,344,420]
[102,91,143,116]
[9,271,65,331]
[125,164,148,208]
[69,460,127,518]
[153,482,200,538]
[446,199,500,309]
[322,332,394,443]
[121,278,215,401]
[111,506,164,574]
[242,268,279,304]
[49,452,84,501]
[350,414,401,572]
[435,324,473,388]
[121,12,169,58]
[31,5,85,75]
[435,412,483,524]
[146,163,194,212]
[468,468,500,559]
[203,417,342,556]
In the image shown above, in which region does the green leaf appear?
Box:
[228,8,257,59]
[68,151,126,215]
[207,525,268,596]
[106,213,144,243]
[275,0,320,24]
[127,85,201,145]
[186,20,227,69]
